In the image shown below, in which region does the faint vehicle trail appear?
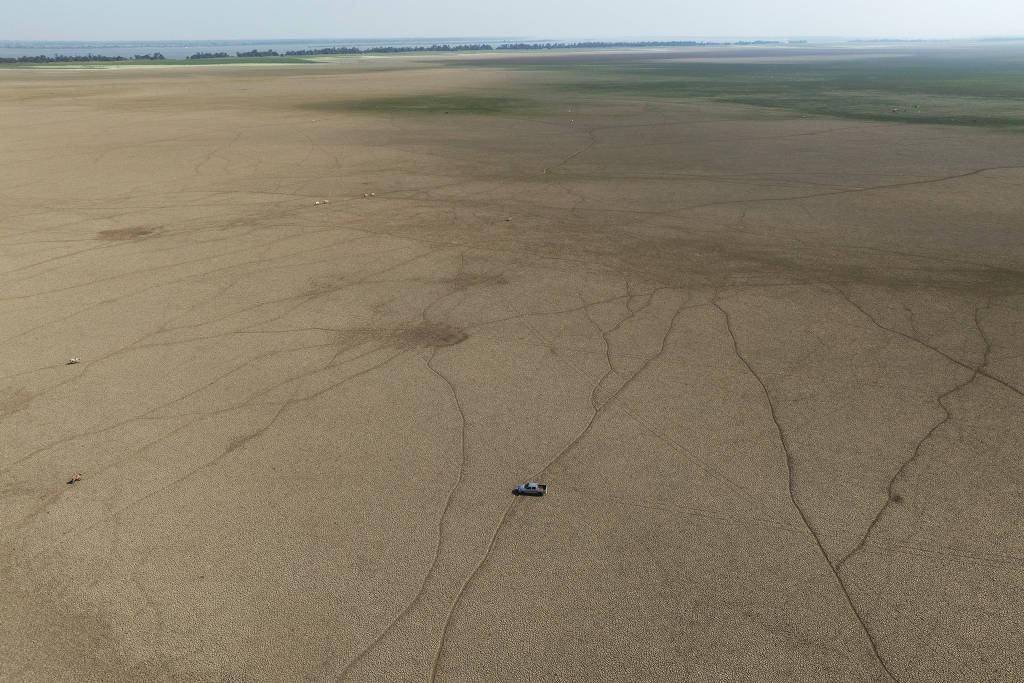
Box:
[428,296,685,681]
[713,299,898,682]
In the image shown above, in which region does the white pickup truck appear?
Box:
[515,482,547,496]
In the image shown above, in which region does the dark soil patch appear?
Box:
[96,227,159,241]
[393,323,468,348]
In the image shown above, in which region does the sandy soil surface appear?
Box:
[1,51,1022,681]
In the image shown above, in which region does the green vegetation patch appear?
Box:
[0,56,314,68]
[300,94,539,115]
[543,56,1024,129]
[170,56,314,65]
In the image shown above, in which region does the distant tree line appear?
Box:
[0,52,165,63]
[497,40,796,49]
[275,40,792,57]
[3,40,805,64]
[280,44,494,56]
[498,41,719,49]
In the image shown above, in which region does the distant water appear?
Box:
[0,38,530,60]
[0,36,812,60]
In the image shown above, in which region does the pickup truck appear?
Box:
[515,482,547,496]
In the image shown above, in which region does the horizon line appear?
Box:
[3,34,1024,44]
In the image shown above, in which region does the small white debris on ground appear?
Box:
[67,358,80,365]
[314,200,329,206]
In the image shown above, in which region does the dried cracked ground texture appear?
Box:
[1,52,1022,681]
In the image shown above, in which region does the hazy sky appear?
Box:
[5,0,1024,42]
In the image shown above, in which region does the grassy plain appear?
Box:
[450,45,1024,128]
[301,94,540,115]
[0,57,315,67]
[1,43,1023,681]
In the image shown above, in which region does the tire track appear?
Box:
[713,299,898,682]
[836,300,991,572]
[428,298,684,681]
[831,285,1021,400]
[335,348,468,680]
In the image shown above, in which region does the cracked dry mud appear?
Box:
[1,50,1023,682]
